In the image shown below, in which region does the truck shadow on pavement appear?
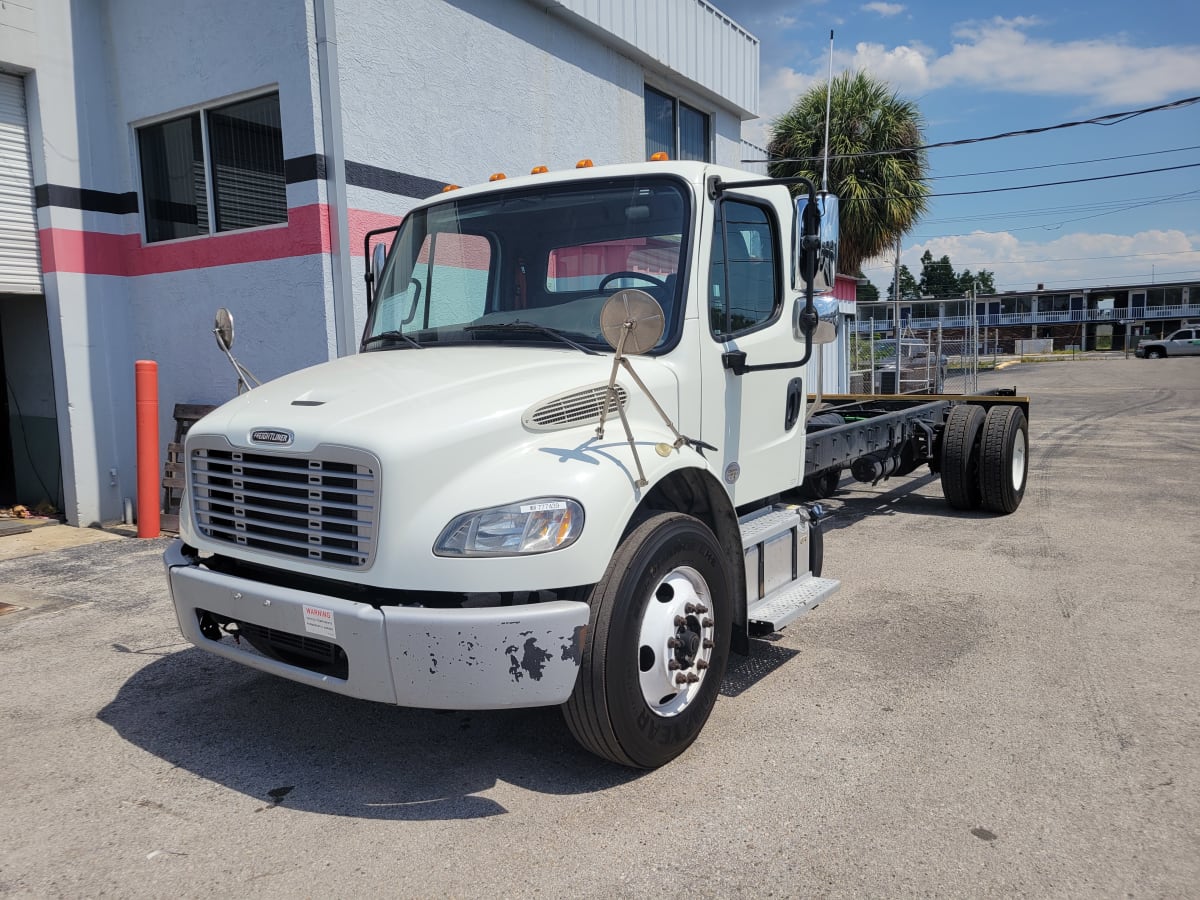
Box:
[97,638,797,820]
[818,473,1000,533]
[97,648,642,820]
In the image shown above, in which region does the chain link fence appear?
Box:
[849,322,982,395]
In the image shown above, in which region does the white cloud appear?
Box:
[860,229,1200,292]
[754,19,1200,126]
[861,2,905,17]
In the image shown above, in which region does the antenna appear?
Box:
[821,30,834,193]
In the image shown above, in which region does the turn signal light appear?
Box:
[530,165,548,174]
[441,184,460,192]
[575,159,594,168]
[489,172,506,182]
[650,151,669,161]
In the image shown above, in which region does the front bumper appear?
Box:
[164,540,589,709]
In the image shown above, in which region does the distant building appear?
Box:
[854,279,1200,351]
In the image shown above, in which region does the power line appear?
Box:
[926,162,1200,198]
[910,189,1200,238]
[741,94,1200,165]
[927,144,1200,181]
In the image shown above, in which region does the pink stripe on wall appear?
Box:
[40,204,334,276]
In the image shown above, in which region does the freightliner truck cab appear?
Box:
[165,160,842,767]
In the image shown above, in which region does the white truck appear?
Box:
[165,160,1029,768]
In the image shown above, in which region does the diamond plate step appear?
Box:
[738,505,805,549]
[747,575,840,631]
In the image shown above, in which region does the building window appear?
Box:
[644,85,711,162]
[137,92,285,243]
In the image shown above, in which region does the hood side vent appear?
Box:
[523,383,629,432]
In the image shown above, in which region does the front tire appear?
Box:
[1145,347,1166,359]
[563,513,733,768]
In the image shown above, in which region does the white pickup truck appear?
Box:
[164,159,1028,767]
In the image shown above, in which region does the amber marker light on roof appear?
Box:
[530,165,549,174]
[441,184,460,192]
[650,151,669,161]
[489,173,507,181]
[575,159,594,168]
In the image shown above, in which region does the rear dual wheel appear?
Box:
[563,513,733,768]
[940,404,1028,514]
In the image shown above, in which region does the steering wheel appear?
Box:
[598,271,666,291]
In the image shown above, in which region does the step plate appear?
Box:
[739,506,805,549]
[747,576,840,631]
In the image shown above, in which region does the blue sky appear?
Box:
[708,0,1200,294]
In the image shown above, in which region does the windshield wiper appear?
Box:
[362,330,423,350]
[464,322,601,355]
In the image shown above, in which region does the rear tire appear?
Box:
[979,406,1028,514]
[563,513,733,768]
[800,468,840,499]
[940,404,985,510]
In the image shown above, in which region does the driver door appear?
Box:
[699,189,805,505]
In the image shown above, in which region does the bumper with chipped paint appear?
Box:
[164,540,590,709]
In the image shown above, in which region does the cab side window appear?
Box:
[709,200,780,338]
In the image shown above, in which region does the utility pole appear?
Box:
[893,237,902,393]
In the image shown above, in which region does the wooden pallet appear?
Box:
[162,403,216,533]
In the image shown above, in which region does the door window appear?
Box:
[709,200,780,338]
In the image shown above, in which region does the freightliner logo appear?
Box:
[250,428,294,445]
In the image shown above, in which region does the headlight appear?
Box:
[434,498,584,557]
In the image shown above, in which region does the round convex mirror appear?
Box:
[599,289,665,355]
[214,308,235,351]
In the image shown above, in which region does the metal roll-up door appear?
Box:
[0,73,41,293]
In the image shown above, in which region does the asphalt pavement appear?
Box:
[1,356,1197,897]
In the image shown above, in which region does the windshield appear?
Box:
[364,176,691,352]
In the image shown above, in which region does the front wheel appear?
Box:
[1145,347,1166,359]
[563,513,733,768]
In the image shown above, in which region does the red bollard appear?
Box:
[135,360,160,538]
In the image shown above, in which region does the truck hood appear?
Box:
[192,345,680,455]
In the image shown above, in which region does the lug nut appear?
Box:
[702,617,714,628]
[695,659,709,670]
[675,673,688,685]
[696,604,709,614]
[685,603,697,614]
[668,660,681,670]
[685,673,700,683]
[674,615,687,627]
[667,637,681,649]
[702,639,714,649]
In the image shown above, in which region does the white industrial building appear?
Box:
[0,0,850,528]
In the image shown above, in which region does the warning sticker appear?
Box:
[302,605,336,639]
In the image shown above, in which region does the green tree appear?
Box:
[886,264,919,301]
[768,70,930,275]
[919,251,957,298]
[956,268,996,295]
[856,278,879,303]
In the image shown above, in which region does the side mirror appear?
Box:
[371,243,388,303]
[794,295,838,345]
[793,192,839,294]
[214,307,235,351]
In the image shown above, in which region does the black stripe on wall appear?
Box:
[34,184,139,215]
[35,155,449,215]
[284,153,327,184]
[344,161,447,199]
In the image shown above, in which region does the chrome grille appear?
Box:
[190,440,379,568]
[523,383,628,431]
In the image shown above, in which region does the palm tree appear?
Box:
[767,70,929,276]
